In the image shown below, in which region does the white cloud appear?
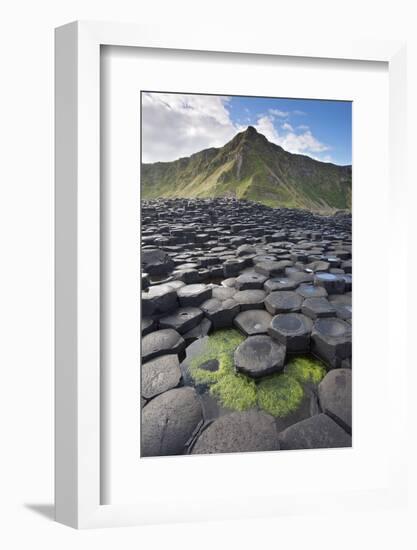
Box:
[142,92,241,162]
[281,122,294,132]
[268,108,289,117]
[142,93,331,164]
[255,114,330,157]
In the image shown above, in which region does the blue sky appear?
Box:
[226,96,352,165]
[142,92,352,166]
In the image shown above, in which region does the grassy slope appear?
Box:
[141,128,352,211]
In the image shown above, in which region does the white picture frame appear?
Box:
[55,20,407,529]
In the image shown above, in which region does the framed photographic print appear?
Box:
[55,21,408,528]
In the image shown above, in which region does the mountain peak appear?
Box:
[244,125,258,135]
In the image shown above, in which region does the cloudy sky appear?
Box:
[141,92,352,166]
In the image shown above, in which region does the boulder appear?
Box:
[142,387,203,456]
[141,354,182,399]
[191,410,279,454]
[142,328,186,362]
[278,413,351,450]
[318,369,352,433]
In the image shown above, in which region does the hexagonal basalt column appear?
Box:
[235,272,267,290]
[159,307,204,334]
[301,297,336,319]
[233,289,266,311]
[268,313,313,352]
[200,298,240,329]
[278,413,351,450]
[264,291,303,315]
[141,284,178,316]
[142,328,186,363]
[255,260,292,277]
[234,309,273,336]
[264,277,299,293]
[177,284,212,307]
[311,318,352,368]
[314,272,346,294]
[234,335,286,378]
[223,258,245,277]
[318,369,352,433]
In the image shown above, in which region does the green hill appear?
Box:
[141,126,352,211]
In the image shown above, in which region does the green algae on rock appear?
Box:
[187,329,244,385]
[284,356,327,385]
[257,374,304,417]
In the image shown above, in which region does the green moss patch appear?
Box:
[211,373,257,411]
[285,356,326,385]
[257,374,304,417]
[187,329,323,417]
[188,329,244,385]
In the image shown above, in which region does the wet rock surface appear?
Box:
[141,198,352,455]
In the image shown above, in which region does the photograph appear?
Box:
[140,91,352,457]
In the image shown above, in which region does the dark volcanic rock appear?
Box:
[301,297,336,319]
[142,328,186,362]
[255,260,292,277]
[233,289,266,310]
[191,410,279,454]
[314,272,346,294]
[278,413,351,450]
[142,387,203,456]
[264,290,303,315]
[318,369,352,433]
[235,272,267,290]
[142,317,157,336]
[177,284,212,307]
[234,334,286,378]
[159,307,203,334]
[141,354,182,399]
[142,248,175,275]
[141,284,178,316]
[296,283,328,298]
[212,286,237,301]
[234,309,273,336]
[201,298,240,328]
[311,318,352,368]
[182,317,212,343]
[268,313,313,352]
[264,277,299,293]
